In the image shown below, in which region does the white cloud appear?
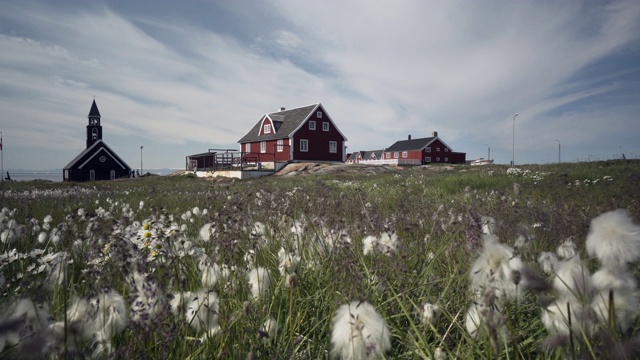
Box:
[0,0,639,169]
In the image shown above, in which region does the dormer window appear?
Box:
[264,124,271,134]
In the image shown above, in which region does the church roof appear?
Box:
[63,139,130,170]
[89,100,101,117]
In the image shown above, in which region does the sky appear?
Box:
[1,0,639,171]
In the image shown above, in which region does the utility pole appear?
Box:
[512,113,518,166]
[555,140,561,163]
[140,146,144,176]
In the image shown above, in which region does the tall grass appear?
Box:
[0,160,639,359]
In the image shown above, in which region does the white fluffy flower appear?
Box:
[542,297,593,337]
[421,303,440,325]
[260,317,280,341]
[556,238,577,259]
[199,223,215,242]
[553,256,592,299]
[185,289,220,333]
[278,247,301,275]
[537,251,558,275]
[331,301,391,360]
[247,267,271,299]
[586,209,640,267]
[470,239,526,301]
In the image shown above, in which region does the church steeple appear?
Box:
[87,99,103,148]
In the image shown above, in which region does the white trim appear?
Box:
[277,139,283,152]
[329,141,337,153]
[300,139,309,152]
[309,120,316,130]
[78,144,128,170]
[288,103,348,141]
[260,141,266,153]
[322,122,329,131]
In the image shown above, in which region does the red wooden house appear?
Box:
[383,132,466,165]
[238,103,347,168]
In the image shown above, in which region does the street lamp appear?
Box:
[140,146,143,176]
[484,143,490,161]
[512,113,518,166]
[555,140,561,163]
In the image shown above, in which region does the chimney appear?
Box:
[432,131,438,137]
[408,134,411,140]
[279,107,286,112]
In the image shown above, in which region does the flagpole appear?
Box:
[1,131,3,183]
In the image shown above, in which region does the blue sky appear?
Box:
[1,0,639,170]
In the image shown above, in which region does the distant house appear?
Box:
[347,150,384,164]
[63,100,131,182]
[383,132,466,165]
[237,103,347,169]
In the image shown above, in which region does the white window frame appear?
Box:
[436,157,440,161]
[445,148,449,152]
[245,143,251,153]
[444,157,449,162]
[425,157,431,163]
[426,147,431,153]
[89,169,95,180]
[394,152,399,159]
[317,111,322,118]
[277,139,283,152]
[322,122,329,131]
[436,147,440,152]
[402,151,408,158]
[260,141,266,153]
[300,139,309,152]
[386,152,391,159]
[329,141,337,153]
[110,170,116,180]
[309,121,316,130]
[264,124,271,134]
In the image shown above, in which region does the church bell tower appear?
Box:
[87,99,103,148]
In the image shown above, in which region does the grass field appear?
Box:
[1,160,639,359]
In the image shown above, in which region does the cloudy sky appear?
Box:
[1,0,639,170]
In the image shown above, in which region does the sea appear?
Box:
[4,169,180,182]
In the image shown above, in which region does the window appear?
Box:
[445,148,449,152]
[425,157,431,163]
[317,111,322,118]
[386,152,391,159]
[444,157,449,162]
[260,141,266,153]
[277,139,283,152]
[426,147,431,153]
[245,143,251,153]
[322,122,329,131]
[92,128,98,140]
[394,152,399,158]
[309,121,316,130]
[436,157,440,161]
[89,170,95,181]
[110,170,116,180]
[300,139,309,152]
[264,124,271,134]
[329,141,337,153]
[402,151,408,158]
[436,147,440,152]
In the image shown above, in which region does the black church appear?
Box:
[63,100,131,182]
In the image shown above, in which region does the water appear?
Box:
[5,172,63,182]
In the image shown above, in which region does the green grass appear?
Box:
[0,160,639,359]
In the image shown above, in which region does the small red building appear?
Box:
[238,103,347,168]
[383,132,466,165]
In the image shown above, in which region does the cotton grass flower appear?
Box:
[586,209,640,267]
[556,238,577,260]
[278,247,301,275]
[421,303,440,325]
[185,289,220,334]
[247,267,271,299]
[331,301,391,360]
[260,317,281,341]
[552,256,592,299]
[537,251,558,275]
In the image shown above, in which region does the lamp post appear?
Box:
[485,143,490,161]
[512,113,518,166]
[140,146,143,176]
[555,140,561,163]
